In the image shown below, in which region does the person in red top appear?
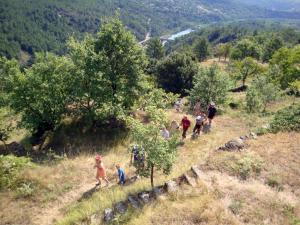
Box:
[181,116,191,139]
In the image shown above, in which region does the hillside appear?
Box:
[239,0,300,12]
[1,0,300,60]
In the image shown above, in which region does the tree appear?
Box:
[193,38,209,62]
[215,43,231,61]
[128,96,178,188]
[189,64,231,108]
[155,52,198,95]
[68,16,147,121]
[8,53,74,135]
[262,36,283,62]
[246,76,280,112]
[146,38,164,60]
[270,46,300,90]
[232,57,263,87]
[94,16,147,118]
[231,39,261,60]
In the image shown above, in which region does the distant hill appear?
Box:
[238,0,300,12]
[1,0,300,60]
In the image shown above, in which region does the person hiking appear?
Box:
[181,116,191,139]
[170,120,180,136]
[174,99,182,112]
[116,164,126,185]
[161,126,170,139]
[207,102,217,126]
[130,144,145,173]
[94,155,110,186]
[193,112,206,136]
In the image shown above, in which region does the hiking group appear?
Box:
[93,101,217,186]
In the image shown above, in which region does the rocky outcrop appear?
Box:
[218,132,257,152]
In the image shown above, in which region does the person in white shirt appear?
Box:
[193,112,206,136]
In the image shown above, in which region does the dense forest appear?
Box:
[1,0,300,61]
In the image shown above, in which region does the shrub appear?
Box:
[235,154,263,180]
[229,200,243,215]
[0,155,34,190]
[266,174,284,191]
[15,182,36,198]
[270,104,300,133]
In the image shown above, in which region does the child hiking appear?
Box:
[94,155,109,186]
[116,164,126,185]
[193,112,206,136]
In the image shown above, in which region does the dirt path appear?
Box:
[32,182,97,225]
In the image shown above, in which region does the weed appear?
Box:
[266,174,284,191]
[15,182,36,198]
[235,154,263,180]
[228,200,243,215]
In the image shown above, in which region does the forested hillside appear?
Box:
[1,0,300,60]
[239,0,300,12]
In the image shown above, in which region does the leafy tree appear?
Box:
[189,64,231,108]
[262,36,283,62]
[289,80,300,96]
[68,16,147,121]
[270,46,300,89]
[94,16,147,118]
[232,57,263,87]
[155,52,198,95]
[146,38,164,60]
[8,53,74,134]
[215,43,231,61]
[231,39,261,60]
[127,101,178,188]
[0,124,12,151]
[193,38,209,62]
[246,76,280,112]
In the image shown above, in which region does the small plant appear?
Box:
[15,182,36,198]
[229,200,243,215]
[266,174,284,191]
[235,154,263,180]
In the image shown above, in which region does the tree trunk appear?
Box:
[150,164,154,188]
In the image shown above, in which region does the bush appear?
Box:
[0,155,34,190]
[235,154,263,180]
[270,104,300,133]
[15,182,36,198]
[266,174,284,191]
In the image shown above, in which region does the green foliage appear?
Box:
[231,39,261,60]
[231,57,263,86]
[270,104,300,133]
[193,38,209,62]
[127,88,179,187]
[270,45,300,89]
[69,16,146,121]
[262,36,283,62]
[289,80,300,96]
[234,154,263,180]
[15,182,36,198]
[155,52,198,95]
[0,155,33,190]
[146,38,164,60]
[229,200,243,215]
[246,76,280,112]
[7,53,74,133]
[189,64,231,108]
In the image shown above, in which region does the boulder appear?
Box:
[104,208,114,222]
[138,192,151,203]
[249,132,257,139]
[153,186,165,198]
[224,138,245,151]
[183,174,197,187]
[165,180,179,193]
[128,195,142,209]
[191,165,202,179]
[115,201,127,214]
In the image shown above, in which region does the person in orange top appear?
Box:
[94,155,109,186]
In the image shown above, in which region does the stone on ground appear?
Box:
[104,208,114,222]
[165,180,179,193]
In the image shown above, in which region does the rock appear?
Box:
[191,165,202,179]
[125,175,140,186]
[239,135,249,141]
[153,186,165,198]
[128,195,142,209]
[165,180,179,193]
[138,192,151,203]
[183,174,197,187]
[104,208,114,222]
[224,138,245,151]
[249,132,257,139]
[7,142,26,156]
[90,213,101,225]
[115,201,127,214]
